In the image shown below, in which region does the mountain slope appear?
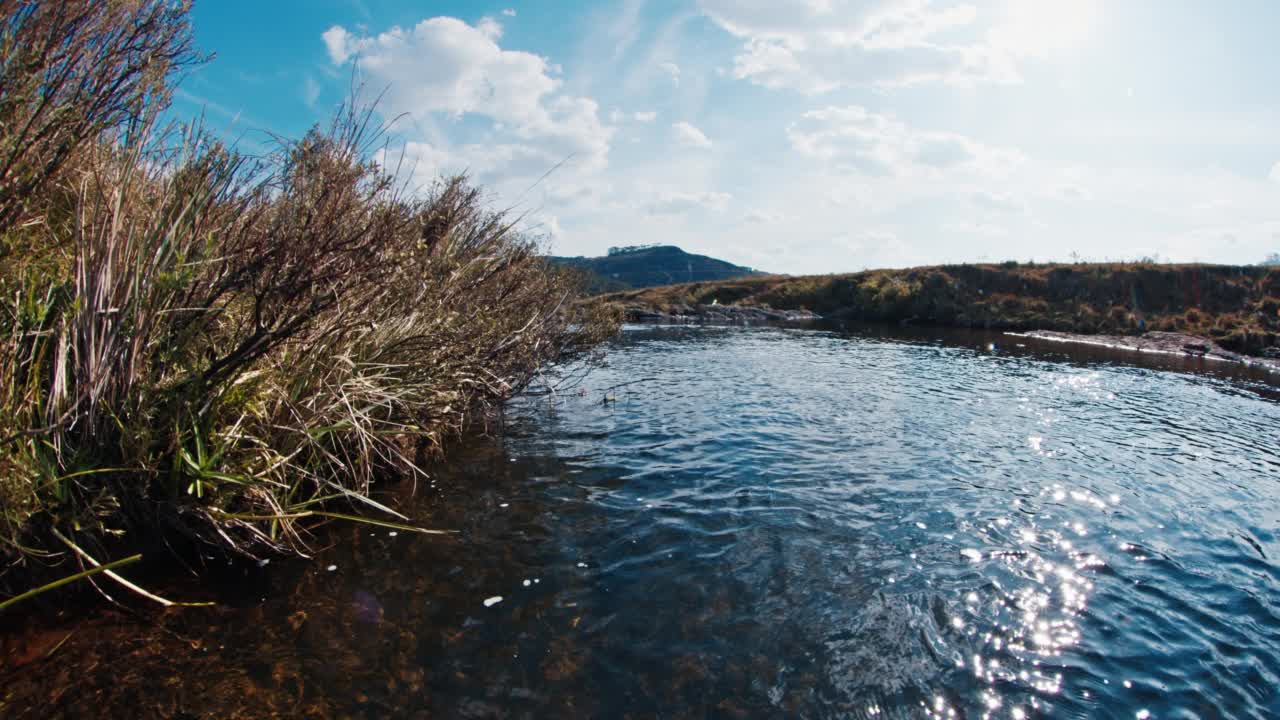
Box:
[549,245,767,294]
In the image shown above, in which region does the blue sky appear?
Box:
[179,0,1280,274]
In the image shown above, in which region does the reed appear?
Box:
[0,0,618,602]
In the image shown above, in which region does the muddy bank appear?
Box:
[1011,330,1280,373]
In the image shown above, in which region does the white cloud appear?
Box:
[542,180,613,207]
[325,18,549,123]
[744,209,784,224]
[321,26,352,64]
[392,138,606,190]
[502,8,517,17]
[698,0,1033,92]
[787,106,1023,176]
[611,109,658,124]
[323,17,612,176]
[659,61,681,85]
[320,4,1280,275]
[673,121,712,149]
[382,141,454,187]
[528,213,562,240]
[750,228,925,272]
[643,190,732,215]
[476,16,503,40]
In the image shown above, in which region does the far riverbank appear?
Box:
[603,262,1280,359]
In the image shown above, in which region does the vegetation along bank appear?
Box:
[0,0,617,607]
[603,262,1280,360]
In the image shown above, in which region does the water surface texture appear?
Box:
[4,325,1280,719]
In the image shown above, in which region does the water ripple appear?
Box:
[505,325,1280,718]
[8,324,1279,719]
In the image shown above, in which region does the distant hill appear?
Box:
[549,245,768,294]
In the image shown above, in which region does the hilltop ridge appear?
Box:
[549,245,767,294]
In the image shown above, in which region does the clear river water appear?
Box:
[3,324,1279,719]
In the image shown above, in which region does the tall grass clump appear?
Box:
[0,0,618,599]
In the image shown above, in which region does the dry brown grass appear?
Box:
[0,0,618,601]
[604,262,1280,356]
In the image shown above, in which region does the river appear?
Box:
[3,324,1279,718]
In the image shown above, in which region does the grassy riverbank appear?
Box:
[604,262,1280,356]
[0,1,616,603]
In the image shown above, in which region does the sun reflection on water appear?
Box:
[946,482,1114,718]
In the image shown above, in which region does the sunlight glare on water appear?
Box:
[496,325,1280,718]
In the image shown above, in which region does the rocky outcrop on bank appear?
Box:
[1011,330,1280,373]
[624,303,821,324]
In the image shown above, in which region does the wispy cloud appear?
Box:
[787,106,1023,177]
[698,0,1023,92]
[672,121,711,149]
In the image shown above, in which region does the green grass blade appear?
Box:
[0,554,142,612]
[309,511,454,535]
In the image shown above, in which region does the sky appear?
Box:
[178,0,1280,275]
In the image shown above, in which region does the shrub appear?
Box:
[0,1,616,597]
[0,0,201,236]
